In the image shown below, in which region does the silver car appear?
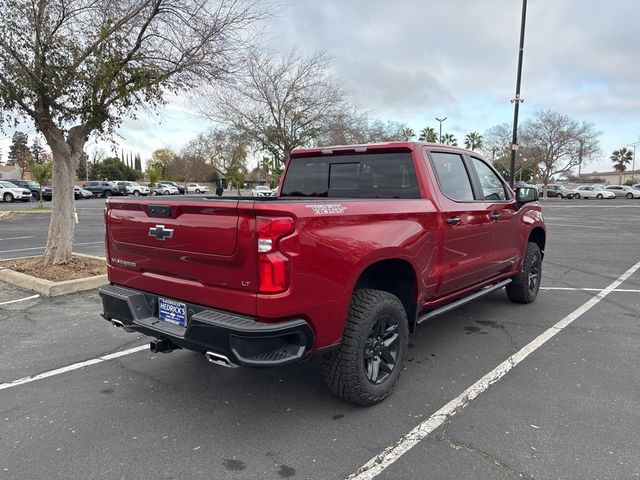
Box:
[604,185,640,199]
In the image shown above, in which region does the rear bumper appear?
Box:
[98,284,315,367]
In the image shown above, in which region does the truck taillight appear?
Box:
[257,216,295,294]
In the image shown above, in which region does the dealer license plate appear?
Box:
[158,297,187,327]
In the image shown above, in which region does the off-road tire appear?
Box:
[506,242,542,304]
[322,289,409,406]
[3,192,14,202]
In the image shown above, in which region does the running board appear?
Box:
[417,279,512,325]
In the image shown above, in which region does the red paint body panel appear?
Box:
[104,142,545,353]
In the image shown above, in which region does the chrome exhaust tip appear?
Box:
[205,351,238,368]
[111,319,125,330]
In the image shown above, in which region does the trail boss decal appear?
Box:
[306,204,347,215]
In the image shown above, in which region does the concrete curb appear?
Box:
[0,253,107,297]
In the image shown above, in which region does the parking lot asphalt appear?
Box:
[1,199,639,479]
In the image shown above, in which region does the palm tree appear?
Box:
[464,132,483,151]
[441,133,458,146]
[611,147,633,184]
[400,127,415,141]
[418,127,438,143]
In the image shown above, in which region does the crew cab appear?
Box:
[99,143,545,405]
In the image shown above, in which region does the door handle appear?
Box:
[446,217,461,225]
[490,213,500,220]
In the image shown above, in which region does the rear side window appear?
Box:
[428,152,474,201]
[281,153,419,198]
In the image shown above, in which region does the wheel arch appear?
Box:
[528,227,546,259]
[353,258,418,332]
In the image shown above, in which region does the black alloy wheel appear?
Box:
[104,190,112,197]
[364,315,401,385]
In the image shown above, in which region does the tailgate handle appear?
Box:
[148,205,171,218]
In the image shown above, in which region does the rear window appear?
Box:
[281,152,419,198]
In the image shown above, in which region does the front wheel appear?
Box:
[3,192,14,203]
[506,242,542,304]
[626,193,633,199]
[596,193,603,199]
[103,190,112,197]
[133,190,140,196]
[574,193,581,199]
[322,289,409,406]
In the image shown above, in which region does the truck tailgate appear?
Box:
[105,198,258,316]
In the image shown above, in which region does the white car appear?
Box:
[117,181,150,196]
[186,183,210,193]
[252,185,274,197]
[0,181,32,202]
[573,185,615,199]
[153,183,179,195]
[604,185,640,199]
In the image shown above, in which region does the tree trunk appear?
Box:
[42,151,78,265]
[39,122,88,266]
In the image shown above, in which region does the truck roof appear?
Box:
[290,142,476,158]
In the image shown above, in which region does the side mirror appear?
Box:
[516,186,539,203]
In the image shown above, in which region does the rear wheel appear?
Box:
[322,289,409,406]
[506,242,542,304]
[3,192,14,202]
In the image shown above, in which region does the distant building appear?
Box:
[580,169,640,185]
[0,165,21,180]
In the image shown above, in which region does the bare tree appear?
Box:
[521,110,601,196]
[0,0,264,264]
[202,48,347,169]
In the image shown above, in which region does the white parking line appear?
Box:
[541,287,640,293]
[0,241,103,254]
[0,236,35,241]
[0,345,148,391]
[0,294,40,306]
[346,258,640,480]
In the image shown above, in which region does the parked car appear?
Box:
[542,184,575,199]
[117,181,150,196]
[158,181,185,194]
[573,185,615,199]
[41,186,52,201]
[252,185,274,197]
[99,143,545,406]
[74,186,94,199]
[186,183,210,194]
[632,183,640,191]
[9,179,41,200]
[152,182,179,195]
[82,181,126,197]
[0,181,32,202]
[604,185,640,199]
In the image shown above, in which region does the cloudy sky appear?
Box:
[1,0,638,174]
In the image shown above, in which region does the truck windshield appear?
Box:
[281,152,419,198]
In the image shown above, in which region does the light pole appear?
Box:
[509,0,528,188]
[435,117,447,144]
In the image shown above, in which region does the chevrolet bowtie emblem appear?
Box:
[148,225,174,241]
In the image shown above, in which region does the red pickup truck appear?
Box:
[99,143,545,405]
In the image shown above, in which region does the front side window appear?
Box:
[471,158,508,201]
[428,152,474,201]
